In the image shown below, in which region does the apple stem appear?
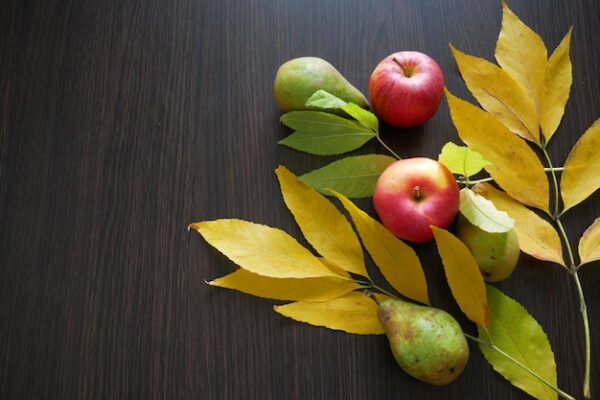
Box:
[413,185,422,200]
[392,57,415,77]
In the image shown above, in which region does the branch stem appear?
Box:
[543,144,592,399]
[376,136,402,160]
[541,146,560,217]
[464,333,576,400]
[574,271,592,399]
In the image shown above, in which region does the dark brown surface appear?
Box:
[1,0,600,399]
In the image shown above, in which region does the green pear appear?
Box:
[457,217,519,282]
[273,57,369,112]
[378,299,469,386]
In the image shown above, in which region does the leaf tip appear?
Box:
[188,222,203,232]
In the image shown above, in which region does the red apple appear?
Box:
[369,51,444,128]
[373,157,459,243]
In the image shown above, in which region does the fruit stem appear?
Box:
[413,185,422,200]
[372,282,401,300]
[376,135,402,159]
[464,333,576,400]
[392,57,415,77]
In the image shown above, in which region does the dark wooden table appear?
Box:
[2,0,600,399]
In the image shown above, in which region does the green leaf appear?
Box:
[305,89,348,110]
[280,111,370,133]
[300,155,396,198]
[278,130,375,156]
[342,103,379,131]
[279,110,376,155]
[305,90,379,132]
[478,285,558,400]
[438,142,491,178]
[459,188,514,233]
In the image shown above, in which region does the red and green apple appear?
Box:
[373,157,459,243]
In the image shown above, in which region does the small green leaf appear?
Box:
[478,285,558,400]
[278,130,376,155]
[280,111,371,133]
[305,90,379,132]
[300,155,395,198]
[342,103,379,132]
[459,188,514,233]
[438,142,491,178]
[305,89,348,110]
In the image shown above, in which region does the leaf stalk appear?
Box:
[376,135,402,160]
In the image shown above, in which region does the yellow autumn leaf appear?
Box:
[445,90,549,213]
[541,28,573,142]
[560,118,600,213]
[474,183,566,268]
[273,291,384,335]
[319,257,351,278]
[450,45,539,143]
[431,226,489,329]
[276,165,367,277]
[578,217,600,266]
[495,0,547,116]
[330,190,430,305]
[190,219,338,279]
[209,269,359,302]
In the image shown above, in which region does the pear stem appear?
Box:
[464,333,576,400]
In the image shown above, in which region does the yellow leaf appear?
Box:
[474,183,566,268]
[319,258,351,278]
[331,190,430,305]
[495,0,547,116]
[445,90,549,213]
[209,269,359,302]
[578,217,600,266]
[431,226,489,329]
[450,45,539,143]
[190,219,338,279]
[273,291,383,335]
[560,118,600,213]
[541,28,573,142]
[276,165,367,277]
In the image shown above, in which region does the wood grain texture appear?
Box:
[1,0,600,399]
